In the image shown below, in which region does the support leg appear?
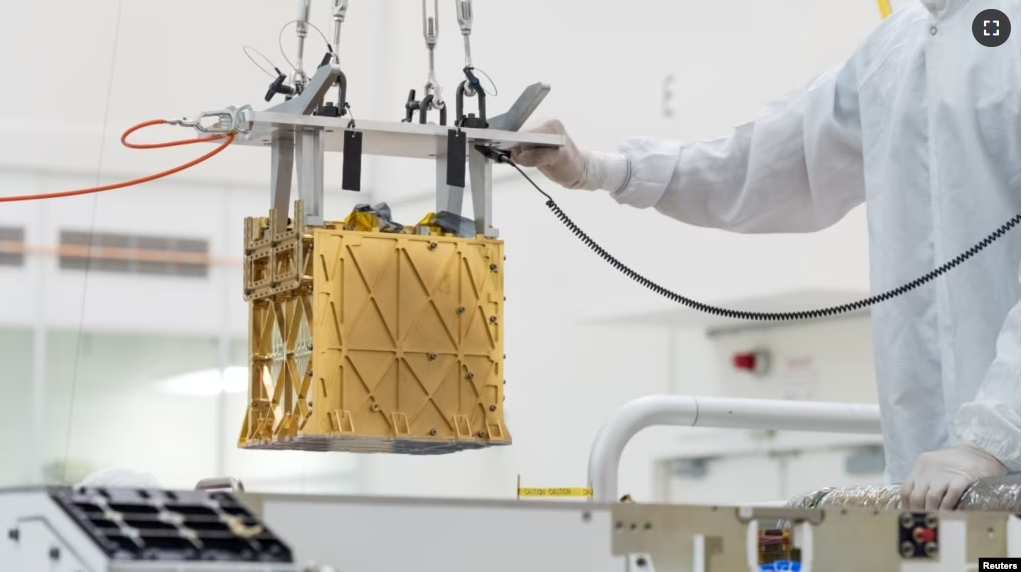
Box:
[295,128,325,227]
[271,134,295,231]
[436,156,464,216]
[469,147,497,238]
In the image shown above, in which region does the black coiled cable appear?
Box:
[497,153,1020,321]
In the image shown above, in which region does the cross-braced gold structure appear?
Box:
[239,201,510,454]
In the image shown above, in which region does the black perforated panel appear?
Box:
[51,487,293,563]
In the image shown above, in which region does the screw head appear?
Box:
[457,306,466,314]
[489,405,496,412]
[49,547,60,560]
[428,352,438,361]
[466,372,475,381]
[636,557,648,568]
[924,542,938,557]
[476,431,486,438]
[371,403,381,411]
[7,529,18,542]
[429,242,438,250]
[900,542,915,558]
[429,428,437,436]
[489,264,497,271]
[489,316,497,323]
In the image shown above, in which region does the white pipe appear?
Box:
[587,395,882,503]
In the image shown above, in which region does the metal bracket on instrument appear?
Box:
[260,64,342,228]
[433,83,550,239]
[487,82,550,132]
[266,64,342,117]
[221,72,555,234]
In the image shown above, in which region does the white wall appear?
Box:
[0,0,890,499]
[658,314,884,505]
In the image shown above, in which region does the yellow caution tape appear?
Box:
[516,476,592,499]
[517,487,593,498]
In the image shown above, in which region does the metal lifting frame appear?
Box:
[266,64,342,230]
[587,395,883,503]
[233,63,560,236]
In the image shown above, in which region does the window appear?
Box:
[58,230,210,278]
[0,226,25,267]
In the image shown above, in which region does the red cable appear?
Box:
[0,120,234,203]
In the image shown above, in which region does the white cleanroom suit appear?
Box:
[514,0,1021,510]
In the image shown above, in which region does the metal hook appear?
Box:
[345,104,357,129]
[169,105,253,135]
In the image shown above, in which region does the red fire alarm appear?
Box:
[732,350,771,375]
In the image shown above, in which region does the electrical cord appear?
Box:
[277,20,334,75]
[472,67,499,97]
[480,146,1022,321]
[0,121,234,202]
[243,45,283,79]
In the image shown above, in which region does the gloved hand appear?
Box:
[511,120,587,189]
[900,445,1008,510]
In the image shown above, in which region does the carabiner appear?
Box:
[170,105,252,135]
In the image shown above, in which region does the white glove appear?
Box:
[77,468,162,489]
[512,120,628,192]
[511,120,585,188]
[900,445,1007,510]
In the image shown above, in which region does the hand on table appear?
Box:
[900,445,1007,510]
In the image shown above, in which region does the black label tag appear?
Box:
[446,129,467,188]
[342,130,363,192]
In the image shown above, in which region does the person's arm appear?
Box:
[605,63,866,233]
[954,299,1022,472]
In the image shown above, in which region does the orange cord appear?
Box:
[120,119,228,149]
[0,120,234,203]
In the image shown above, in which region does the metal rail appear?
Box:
[587,395,882,502]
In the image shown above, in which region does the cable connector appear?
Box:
[473,144,511,163]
